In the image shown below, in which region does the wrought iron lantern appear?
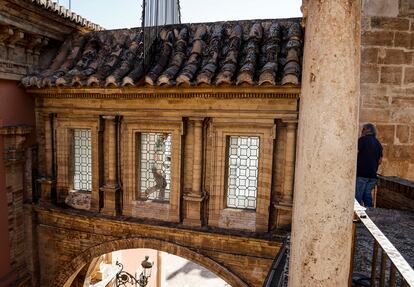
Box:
[116,256,153,287]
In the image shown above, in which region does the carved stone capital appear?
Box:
[283,120,298,131]
[0,126,32,164]
[5,29,24,47]
[0,26,14,44]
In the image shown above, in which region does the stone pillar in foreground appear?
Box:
[289,0,361,286]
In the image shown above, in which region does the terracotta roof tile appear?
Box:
[22,19,303,88]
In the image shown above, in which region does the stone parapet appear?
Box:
[376,175,414,210]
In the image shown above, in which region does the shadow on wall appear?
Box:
[167,261,218,280]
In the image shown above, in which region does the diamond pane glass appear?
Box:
[139,133,172,201]
[226,136,259,210]
[73,129,92,191]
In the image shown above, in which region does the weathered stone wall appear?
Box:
[34,206,282,287]
[360,0,414,180]
[0,80,36,286]
[376,175,414,210]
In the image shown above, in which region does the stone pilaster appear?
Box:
[183,118,206,227]
[289,0,361,285]
[273,121,297,229]
[100,116,121,216]
[0,126,32,285]
[38,113,56,203]
[281,121,297,205]
[37,178,54,203]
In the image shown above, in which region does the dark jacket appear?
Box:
[357,135,383,178]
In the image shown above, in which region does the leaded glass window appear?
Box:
[73,129,92,191]
[226,136,260,210]
[138,133,172,201]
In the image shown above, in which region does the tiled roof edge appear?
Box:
[27,0,105,31]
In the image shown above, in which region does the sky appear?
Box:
[54,0,302,29]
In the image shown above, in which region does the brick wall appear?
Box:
[360,0,414,180]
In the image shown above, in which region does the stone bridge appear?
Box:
[33,204,284,287]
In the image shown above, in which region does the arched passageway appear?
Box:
[77,247,231,287]
[55,237,248,287]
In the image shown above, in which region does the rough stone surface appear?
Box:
[371,17,410,30]
[360,0,414,181]
[396,125,411,143]
[404,67,414,84]
[65,191,91,211]
[289,0,360,286]
[362,0,399,17]
[380,66,403,85]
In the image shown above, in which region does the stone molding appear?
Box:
[23,0,104,31]
[0,0,102,81]
[0,126,32,164]
[28,86,301,100]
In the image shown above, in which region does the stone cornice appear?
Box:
[27,86,301,99]
[0,0,100,81]
[24,0,104,32]
[1,0,102,41]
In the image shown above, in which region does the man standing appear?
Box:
[356,123,383,207]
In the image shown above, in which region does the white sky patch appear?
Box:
[53,0,301,29]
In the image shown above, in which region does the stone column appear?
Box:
[183,117,206,226]
[289,0,360,286]
[100,116,121,216]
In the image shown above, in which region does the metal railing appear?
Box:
[263,239,289,287]
[351,200,414,286]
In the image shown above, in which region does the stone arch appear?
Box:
[54,237,249,287]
